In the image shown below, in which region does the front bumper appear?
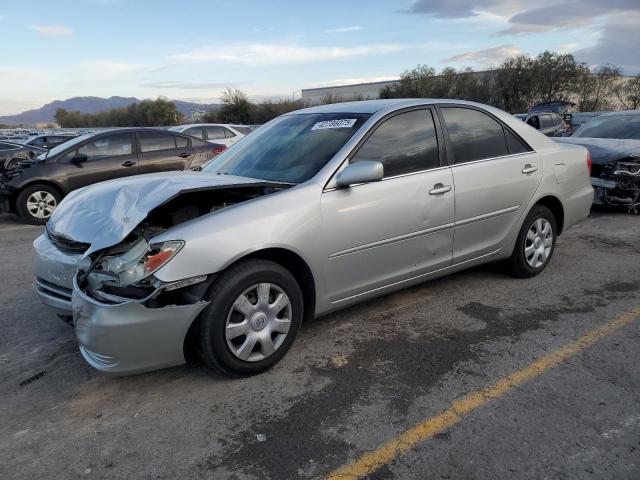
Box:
[33,234,83,315]
[71,277,209,375]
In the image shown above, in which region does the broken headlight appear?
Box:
[88,239,183,290]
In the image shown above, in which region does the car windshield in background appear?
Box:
[573,114,640,140]
[36,133,93,160]
[203,113,370,183]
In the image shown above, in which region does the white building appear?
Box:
[184,108,207,123]
[301,80,400,104]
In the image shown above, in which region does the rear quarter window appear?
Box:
[441,107,509,163]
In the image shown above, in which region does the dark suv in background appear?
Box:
[0,128,221,223]
[525,111,569,137]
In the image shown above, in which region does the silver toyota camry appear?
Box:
[33,99,594,376]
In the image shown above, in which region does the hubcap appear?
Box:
[26,191,57,219]
[225,283,292,362]
[524,218,553,268]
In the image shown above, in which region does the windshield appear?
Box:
[573,114,640,140]
[36,132,93,160]
[203,113,370,183]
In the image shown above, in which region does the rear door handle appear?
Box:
[522,164,538,174]
[429,183,452,195]
[121,160,136,167]
[178,152,191,158]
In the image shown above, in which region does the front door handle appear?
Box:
[522,164,538,174]
[429,183,452,195]
[121,160,136,167]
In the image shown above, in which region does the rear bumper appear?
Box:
[71,277,209,375]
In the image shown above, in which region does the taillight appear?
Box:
[212,146,226,155]
[586,150,592,174]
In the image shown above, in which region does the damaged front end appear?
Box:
[593,158,640,214]
[65,178,290,374]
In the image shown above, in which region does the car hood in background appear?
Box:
[47,171,281,255]
[554,137,640,164]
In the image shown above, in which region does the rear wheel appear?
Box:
[197,259,303,376]
[16,184,61,224]
[505,205,557,278]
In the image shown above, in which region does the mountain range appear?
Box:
[0,96,221,126]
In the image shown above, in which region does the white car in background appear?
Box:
[169,124,253,148]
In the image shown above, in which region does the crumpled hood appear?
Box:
[47,171,272,255]
[554,137,640,164]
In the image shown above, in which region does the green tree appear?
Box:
[217,88,254,124]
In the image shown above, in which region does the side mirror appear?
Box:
[72,153,88,165]
[336,161,384,187]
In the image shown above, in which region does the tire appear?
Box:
[16,184,61,224]
[197,259,303,376]
[505,205,557,278]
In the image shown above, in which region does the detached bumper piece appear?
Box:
[72,277,209,375]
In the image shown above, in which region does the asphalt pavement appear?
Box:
[0,209,639,479]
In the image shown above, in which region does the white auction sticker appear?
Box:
[311,119,357,130]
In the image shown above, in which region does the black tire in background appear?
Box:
[16,183,61,224]
[197,259,303,377]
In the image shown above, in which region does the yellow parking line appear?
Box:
[326,308,640,480]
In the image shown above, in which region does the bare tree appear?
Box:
[575,64,622,112]
[614,74,640,110]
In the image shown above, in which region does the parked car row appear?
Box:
[0,128,226,222]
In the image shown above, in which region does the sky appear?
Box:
[0,0,639,116]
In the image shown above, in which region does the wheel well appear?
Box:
[535,196,564,235]
[242,248,316,323]
[19,181,64,198]
[9,181,63,211]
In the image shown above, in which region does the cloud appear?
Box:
[443,44,523,64]
[573,12,640,74]
[169,43,409,65]
[81,61,148,79]
[323,26,362,34]
[29,25,73,36]
[141,80,241,90]
[402,0,529,19]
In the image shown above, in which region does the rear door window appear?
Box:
[139,132,177,152]
[441,107,509,163]
[224,128,236,139]
[78,133,134,161]
[351,109,440,177]
[205,126,226,140]
[184,127,204,139]
[175,135,189,148]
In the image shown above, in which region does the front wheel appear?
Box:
[505,205,557,278]
[197,259,303,376]
[16,184,61,224]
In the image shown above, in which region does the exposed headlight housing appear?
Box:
[87,239,183,290]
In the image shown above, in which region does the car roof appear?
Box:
[289,98,497,115]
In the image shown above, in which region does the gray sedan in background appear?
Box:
[33,99,593,377]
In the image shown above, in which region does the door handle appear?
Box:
[178,152,191,158]
[428,183,452,195]
[522,164,538,174]
[121,160,136,167]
